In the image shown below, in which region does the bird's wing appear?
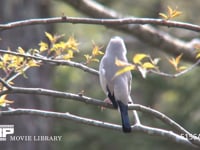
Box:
[99,59,107,95]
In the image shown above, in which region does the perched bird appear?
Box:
[99,36,134,133]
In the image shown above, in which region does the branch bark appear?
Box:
[0,108,197,148]
[64,0,198,63]
[1,80,200,147]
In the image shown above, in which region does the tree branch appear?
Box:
[0,108,197,148]
[0,16,200,32]
[129,104,200,146]
[0,49,99,76]
[64,0,198,63]
[1,81,200,146]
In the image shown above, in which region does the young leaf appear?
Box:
[159,6,182,20]
[27,60,40,67]
[133,53,149,64]
[62,50,74,60]
[66,36,79,51]
[159,13,169,20]
[39,41,48,52]
[142,62,156,69]
[17,47,25,54]
[115,57,131,67]
[0,95,14,107]
[175,54,183,65]
[92,45,104,56]
[178,66,187,71]
[168,54,183,71]
[45,32,54,43]
[196,53,200,59]
[114,65,135,78]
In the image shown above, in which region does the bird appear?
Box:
[99,36,134,133]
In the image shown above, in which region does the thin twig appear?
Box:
[150,59,200,78]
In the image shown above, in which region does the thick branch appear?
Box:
[1,83,200,145]
[65,0,198,62]
[0,108,197,148]
[1,81,200,146]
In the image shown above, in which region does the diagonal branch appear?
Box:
[129,104,200,146]
[0,108,197,148]
[0,49,99,76]
[1,81,200,146]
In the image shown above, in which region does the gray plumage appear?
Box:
[99,36,133,132]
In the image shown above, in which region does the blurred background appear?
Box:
[0,0,200,150]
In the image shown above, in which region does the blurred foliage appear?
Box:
[50,0,200,150]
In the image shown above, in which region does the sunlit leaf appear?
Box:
[178,66,187,71]
[84,54,91,60]
[159,13,169,20]
[17,47,25,54]
[2,53,12,63]
[142,62,156,69]
[39,41,48,52]
[91,58,99,62]
[167,6,173,16]
[196,52,200,59]
[0,95,14,107]
[159,6,182,20]
[62,50,74,60]
[66,36,79,51]
[133,53,149,64]
[27,60,40,67]
[114,65,135,78]
[115,57,131,67]
[45,32,54,43]
[92,45,104,56]
[175,54,183,65]
[171,11,182,18]
[168,54,183,71]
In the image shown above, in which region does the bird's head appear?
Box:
[105,36,127,57]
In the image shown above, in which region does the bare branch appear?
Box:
[0,77,12,90]
[1,80,200,146]
[65,0,197,62]
[0,108,197,148]
[0,16,200,32]
[1,81,199,146]
[129,104,200,146]
[149,59,200,78]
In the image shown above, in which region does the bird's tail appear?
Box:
[118,101,131,133]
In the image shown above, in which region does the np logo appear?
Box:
[0,125,14,141]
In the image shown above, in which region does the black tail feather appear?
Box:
[118,101,131,133]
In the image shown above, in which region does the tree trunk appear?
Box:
[0,0,54,150]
